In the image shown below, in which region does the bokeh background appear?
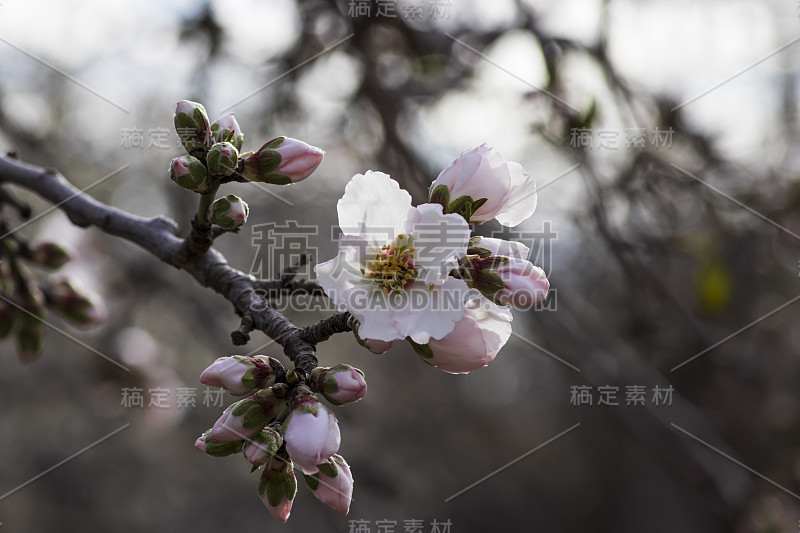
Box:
[1,0,799,531]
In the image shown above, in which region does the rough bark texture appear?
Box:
[0,154,351,375]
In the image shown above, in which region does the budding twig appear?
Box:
[0,155,348,374]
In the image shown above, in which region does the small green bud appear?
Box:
[210,194,249,230]
[206,142,239,177]
[211,113,244,151]
[170,155,210,193]
[29,242,72,270]
[174,100,213,155]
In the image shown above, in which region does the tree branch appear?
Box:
[0,154,352,375]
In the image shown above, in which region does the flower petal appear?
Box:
[494,161,537,227]
[337,171,412,243]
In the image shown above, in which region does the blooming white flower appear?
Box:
[283,398,341,474]
[432,144,537,227]
[315,171,471,343]
[422,297,513,374]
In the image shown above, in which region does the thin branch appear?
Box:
[0,155,351,375]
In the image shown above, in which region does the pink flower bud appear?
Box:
[432,144,536,227]
[170,155,209,192]
[244,427,283,466]
[468,236,529,259]
[174,100,213,154]
[259,455,297,523]
[313,365,367,406]
[273,137,324,183]
[493,257,549,308]
[283,396,341,474]
[364,338,393,354]
[210,194,249,229]
[421,298,513,374]
[29,241,72,270]
[46,277,106,328]
[209,391,281,442]
[304,455,353,515]
[194,429,243,457]
[212,113,244,150]
[200,355,280,396]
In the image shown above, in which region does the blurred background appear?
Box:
[1,0,799,531]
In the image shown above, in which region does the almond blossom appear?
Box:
[315,171,471,343]
[432,143,537,227]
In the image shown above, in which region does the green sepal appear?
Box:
[303,473,320,491]
[474,271,505,302]
[466,246,492,258]
[429,184,451,209]
[407,338,433,359]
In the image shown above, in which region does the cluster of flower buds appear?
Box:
[317,143,550,374]
[0,237,104,364]
[169,100,324,232]
[196,355,365,521]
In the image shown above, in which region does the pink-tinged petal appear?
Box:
[471,237,530,259]
[284,405,341,474]
[311,456,354,515]
[210,408,257,442]
[494,161,537,227]
[337,171,412,239]
[364,338,394,354]
[427,297,513,374]
[200,357,252,395]
[392,277,470,344]
[274,138,324,182]
[433,144,512,222]
[263,495,293,523]
[494,258,550,309]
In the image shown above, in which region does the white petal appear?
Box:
[351,286,405,342]
[315,235,370,311]
[337,171,412,242]
[427,296,513,374]
[405,203,471,283]
[471,237,530,259]
[393,277,470,343]
[494,161,537,227]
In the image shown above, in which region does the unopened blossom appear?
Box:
[259,455,297,523]
[241,137,324,184]
[243,427,283,466]
[210,390,283,442]
[29,242,72,270]
[431,143,537,227]
[194,429,244,457]
[493,257,550,308]
[210,195,249,229]
[200,355,281,396]
[418,297,513,374]
[174,100,213,153]
[312,364,367,406]
[47,277,106,328]
[169,155,209,193]
[211,113,244,150]
[468,236,530,259]
[315,171,471,343]
[283,395,340,474]
[304,455,354,515]
[206,142,239,176]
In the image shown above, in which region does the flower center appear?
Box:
[362,234,417,293]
